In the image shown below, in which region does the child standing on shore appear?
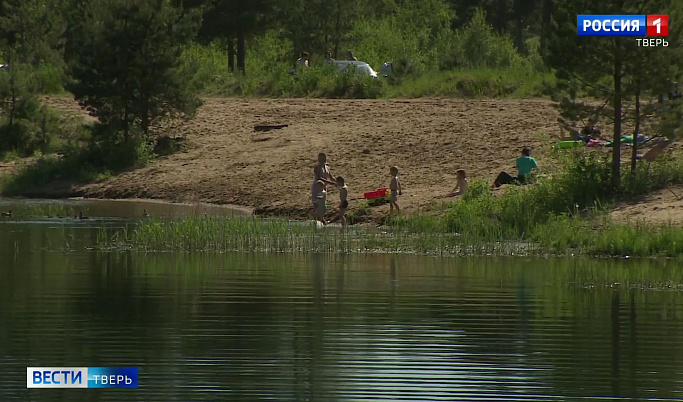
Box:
[389,166,402,216]
[312,179,327,224]
[328,176,349,227]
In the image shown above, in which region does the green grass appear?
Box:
[382,68,554,99]
[0,134,150,196]
[387,151,683,257]
[178,24,551,100]
[93,213,683,258]
[95,215,541,256]
[0,149,21,162]
[87,151,683,258]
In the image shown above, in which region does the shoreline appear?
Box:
[2,97,682,227]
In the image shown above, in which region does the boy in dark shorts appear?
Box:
[328,176,349,227]
[390,166,402,216]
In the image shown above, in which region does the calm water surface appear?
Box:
[1,200,683,401]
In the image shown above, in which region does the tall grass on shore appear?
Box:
[94,213,683,257]
[389,151,683,257]
[81,150,683,258]
[95,216,540,256]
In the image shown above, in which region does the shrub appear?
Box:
[444,9,529,71]
[0,126,152,195]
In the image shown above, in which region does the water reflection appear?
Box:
[1,250,683,400]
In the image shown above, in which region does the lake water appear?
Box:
[2,199,683,401]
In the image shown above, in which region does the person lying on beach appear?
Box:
[445,169,468,197]
[312,179,327,223]
[390,166,402,216]
[559,117,602,142]
[327,176,349,227]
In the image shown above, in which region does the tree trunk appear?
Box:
[612,51,622,188]
[9,89,15,127]
[236,27,246,75]
[631,89,641,173]
[334,0,342,59]
[123,102,129,143]
[8,52,16,127]
[494,0,508,33]
[515,15,524,53]
[141,99,150,136]
[540,0,553,57]
[227,40,235,73]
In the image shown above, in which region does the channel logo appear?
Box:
[27,367,138,388]
[578,15,669,37]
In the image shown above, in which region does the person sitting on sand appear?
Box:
[493,147,538,188]
[445,169,468,197]
[580,118,602,142]
[390,166,402,216]
[312,179,327,223]
[328,176,349,227]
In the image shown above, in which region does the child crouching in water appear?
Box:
[328,176,349,227]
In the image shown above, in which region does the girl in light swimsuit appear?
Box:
[311,153,336,221]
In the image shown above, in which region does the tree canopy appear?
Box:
[547,0,681,184]
[68,0,202,142]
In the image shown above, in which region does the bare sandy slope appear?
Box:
[5,96,678,224]
[611,185,683,225]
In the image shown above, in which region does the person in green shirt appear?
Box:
[493,147,538,188]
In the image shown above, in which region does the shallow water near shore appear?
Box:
[0,197,250,220]
[2,200,683,400]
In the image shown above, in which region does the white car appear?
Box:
[331,61,378,78]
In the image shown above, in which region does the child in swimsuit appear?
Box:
[389,166,402,216]
[312,180,327,223]
[329,176,349,227]
[446,169,468,197]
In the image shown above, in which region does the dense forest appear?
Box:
[0,0,681,184]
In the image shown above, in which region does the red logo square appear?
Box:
[647,15,669,36]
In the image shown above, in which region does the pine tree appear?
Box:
[68,0,202,143]
[0,0,66,154]
[547,0,680,186]
[183,0,272,74]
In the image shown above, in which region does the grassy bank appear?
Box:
[93,213,683,258]
[390,151,683,257]
[95,216,539,256]
[0,135,152,196]
[91,151,683,258]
